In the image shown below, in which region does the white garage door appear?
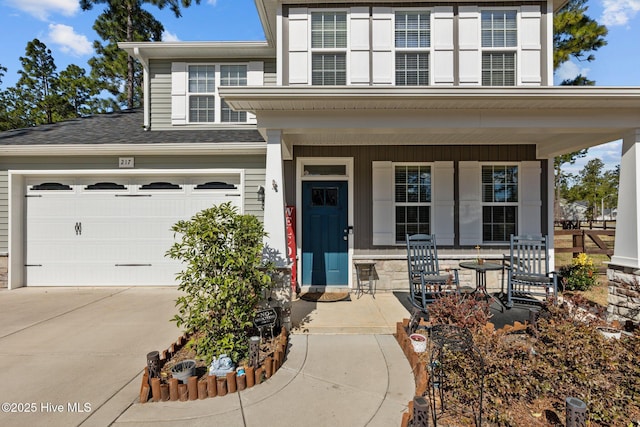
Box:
[25,176,242,286]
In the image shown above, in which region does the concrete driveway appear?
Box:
[0,287,182,427]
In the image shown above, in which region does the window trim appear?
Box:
[393,8,433,86]
[480,162,520,244]
[479,7,519,87]
[309,9,350,85]
[392,162,433,245]
[185,63,249,124]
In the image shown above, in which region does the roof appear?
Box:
[0,109,266,156]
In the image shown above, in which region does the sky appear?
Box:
[0,0,639,175]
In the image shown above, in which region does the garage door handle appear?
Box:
[115,264,152,267]
[25,264,43,267]
[115,195,152,197]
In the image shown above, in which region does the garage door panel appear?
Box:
[25,175,243,286]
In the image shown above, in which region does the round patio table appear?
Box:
[458,261,504,308]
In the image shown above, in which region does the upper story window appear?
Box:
[187,64,248,123]
[481,10,517,86]
[482,165,518,242]
[394,164,431,243]
[311,12,347,85]
[395,11,431,86]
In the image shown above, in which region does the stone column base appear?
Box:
[606,264,640,324]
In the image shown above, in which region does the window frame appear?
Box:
[480,163,520,244]
[392,162,433,245]
[309,9,349,85]
[393,8,432,86]
[186,63,249,124]
[479,8,519,87]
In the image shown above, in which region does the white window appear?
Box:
[482,165,518,242]
[394,164,431,243]
[481,10,517,86]
[311,12,347,85]
[186,64,248,123]
[394,11,431,86]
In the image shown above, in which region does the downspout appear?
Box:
[133,47,151,130]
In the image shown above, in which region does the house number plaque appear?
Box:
[119,157,134,168]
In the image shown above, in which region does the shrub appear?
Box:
[560,252,598,291]
[166,202,275,364]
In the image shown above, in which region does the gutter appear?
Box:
[133,47,151,130]
[0,143,267,156]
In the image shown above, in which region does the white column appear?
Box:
[263,130,288,266]
[611,130,640,269]
[547,158,555,272]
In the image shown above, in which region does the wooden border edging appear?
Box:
[140,326,289,403]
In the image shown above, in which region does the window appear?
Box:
[220,65,247,122]
[188,65,215,122]
[311,12,347,85]
[186,64,248,123]
[482,165,518,242]
[394,165,431,243]
[481,10,517,86]
[395,11,430,86]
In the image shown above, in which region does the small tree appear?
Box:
[167,202,275,364]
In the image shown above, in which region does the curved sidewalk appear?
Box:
[114,293,415,427]
[114,333,414,427]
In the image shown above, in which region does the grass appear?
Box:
[554,231,612,307]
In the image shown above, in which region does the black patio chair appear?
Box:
[505,234,558,308]
[406,234,460,313]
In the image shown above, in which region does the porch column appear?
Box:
[263,129,288,266]
[546,158,555,272]
[610,129,640,269]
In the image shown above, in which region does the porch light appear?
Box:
[257,186,265,209]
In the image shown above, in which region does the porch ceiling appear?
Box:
[220,86,640,158]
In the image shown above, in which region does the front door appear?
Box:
[302,181,348,286]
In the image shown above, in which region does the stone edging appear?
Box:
[140,327,289,403]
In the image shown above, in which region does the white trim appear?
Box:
[8,168,245,290]
[296,157,354,288]
[0,143,266,156]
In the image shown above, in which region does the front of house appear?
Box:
[1,0,640,300]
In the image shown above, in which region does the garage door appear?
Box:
[25,176,242,286]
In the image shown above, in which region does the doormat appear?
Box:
[299,292,349,303]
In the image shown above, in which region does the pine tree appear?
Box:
[59,64,101,117]
[81,0,201,109]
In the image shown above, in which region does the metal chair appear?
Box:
[505,234,558,308]
[406,234,460,313]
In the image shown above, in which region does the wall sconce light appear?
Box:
[272,179,278,192]
[257,185,265,210]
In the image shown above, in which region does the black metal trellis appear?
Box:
[426,324,485,427]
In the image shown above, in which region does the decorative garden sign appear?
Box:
[254,308,278,329]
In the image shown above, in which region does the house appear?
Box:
[2,0,640,297]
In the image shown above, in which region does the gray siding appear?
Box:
[0,154,266,253]
[290,144,542,251]
[150,58,277,129]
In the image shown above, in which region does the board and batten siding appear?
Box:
[0,155,266,253]
[291,144,541,251]
[149,58,275,130]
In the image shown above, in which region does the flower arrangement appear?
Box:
[560,252,598,291]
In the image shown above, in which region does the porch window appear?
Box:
[395,11,430,86]
[482,165,518,242]
[481,10,517,86]
[311,12,347,85]
[394,165,431,243]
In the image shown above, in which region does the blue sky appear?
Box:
[1,0,638,174]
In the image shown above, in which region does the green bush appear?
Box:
[166,202,275,364]
[560,253,598,291]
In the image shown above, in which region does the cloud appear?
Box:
[207,0,218,5]
[601,0,640,27]
[562,141,621,175]
[48,24,93,56]
[5,0,78,21]
[162,30,180,42]
[554,61,590,83]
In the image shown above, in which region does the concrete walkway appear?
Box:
[0,288,415,427]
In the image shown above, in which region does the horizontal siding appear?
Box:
[0,154,266,253]
[0,172,6,253]
[291,144,540,251]
[150,58,277,130]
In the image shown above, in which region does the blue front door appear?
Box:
[302,181,348,286]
